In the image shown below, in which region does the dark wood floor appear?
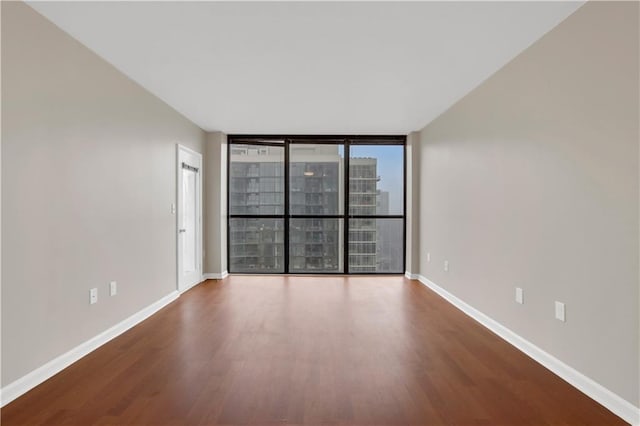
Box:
[2,276,625,425]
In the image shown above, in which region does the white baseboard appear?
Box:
[202,271,228,280]
[404,271,419,280]
[179,277,206,294]
[415,274,640,426]
[0,290,179,407]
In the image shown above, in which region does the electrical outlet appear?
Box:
[427,252,431,263]
[444,260,449,272]
[515,287,524,304]
[90,288,98,305]
[555,301,566,322]
[110,281,117,296]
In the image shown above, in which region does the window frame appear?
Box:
[227,135,406,275]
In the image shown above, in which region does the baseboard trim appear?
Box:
[404,271,419,280]
[414,274,640,426]
[202,271,228,280]
[0,290,179,407]
[180,274,213,294]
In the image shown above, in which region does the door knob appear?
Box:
[179,229,186,233]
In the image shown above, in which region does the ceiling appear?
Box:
[28,1,583,135]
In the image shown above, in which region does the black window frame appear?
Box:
[227,134,407,275]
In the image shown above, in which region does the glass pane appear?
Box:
[181,168,197,273]
[229,144,284,215]
[289,218,344,273]
[229,218,284,273]
[349,218,403,273]
[290,144,344,215]
[349,145,404,215]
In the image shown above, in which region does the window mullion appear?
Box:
[344,141,350,274]
[284,139,290,273]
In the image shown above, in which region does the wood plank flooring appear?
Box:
[2,276,626,425]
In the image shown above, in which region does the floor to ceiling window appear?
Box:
[228,135,405,274]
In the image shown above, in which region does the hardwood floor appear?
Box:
[2,276,626,425]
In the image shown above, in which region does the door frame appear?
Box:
[176,144,203,292]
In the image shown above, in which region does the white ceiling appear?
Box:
[28,1,583,134]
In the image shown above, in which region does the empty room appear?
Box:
[1,1,638,425]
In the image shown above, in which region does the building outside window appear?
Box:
[228,137,404,274]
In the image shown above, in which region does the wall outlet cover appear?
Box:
[90,288,98,305]
[515,287,524,304]
[555,301,566,322]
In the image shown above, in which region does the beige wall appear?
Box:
[1,2,205,386]
[417,1,639,406]
[204,131,227,275]
[405,131,421,276]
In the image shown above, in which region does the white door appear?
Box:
[177,145,202,292]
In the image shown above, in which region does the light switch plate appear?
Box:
[110,281,117,296]
[444,260,449,272]
[90,288,98,305]
[427,252,431,263]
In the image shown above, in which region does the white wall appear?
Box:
[1,2,205,386]
[417,1,638,407]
